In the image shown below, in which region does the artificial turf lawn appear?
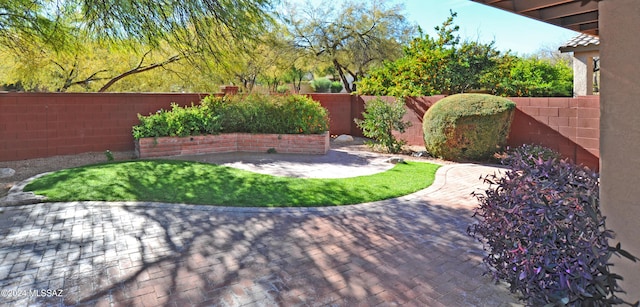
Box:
[24,160,440,207]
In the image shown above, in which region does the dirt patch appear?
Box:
[0,137,449,199]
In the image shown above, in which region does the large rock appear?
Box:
[0,168,15,178]
[422,94,515,161]
[334,134,354,143]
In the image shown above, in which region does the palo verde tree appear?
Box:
[1,38,214,92]
[0,0,276,91]
[282,0,415,93]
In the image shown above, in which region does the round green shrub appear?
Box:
[330,81,343,93]
[310,78,332,93]
[422,93,515,161]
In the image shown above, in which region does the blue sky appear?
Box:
[403,0,579,55]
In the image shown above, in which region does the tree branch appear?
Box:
[98,54,182,92]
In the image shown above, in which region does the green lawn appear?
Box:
[24,160,439,207]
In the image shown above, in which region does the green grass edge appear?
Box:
[24,159,440,207]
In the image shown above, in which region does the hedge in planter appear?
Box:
[422,93,515,161]
[132,94,329,139]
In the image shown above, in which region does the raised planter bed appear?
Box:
[135,132,330,158]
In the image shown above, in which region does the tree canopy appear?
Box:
[357,12,501,97]
[1,2,573,96]
[357,12,573,97]
[0,0,277,92]
[1,0,274,52]
[282,0,415,92]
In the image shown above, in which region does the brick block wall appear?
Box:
[1,92,600,171]
[0,92,208,161]
[307,93,356,136]
[507,96,599,170]
[135,132,329,158]
[311,94,600,170]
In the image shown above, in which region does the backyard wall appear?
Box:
[317,94,600,170]
[0,92,599,170]
[507,96,599,170]
[307,93,361,137]
[0,92,209,161]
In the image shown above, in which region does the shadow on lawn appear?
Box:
[0,187,518,306]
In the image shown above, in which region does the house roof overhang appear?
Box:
[559,33,600,53]
[470,0,600,36]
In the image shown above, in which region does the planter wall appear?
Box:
[135,132,330,158]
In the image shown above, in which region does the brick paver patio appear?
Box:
[0,163,520,306]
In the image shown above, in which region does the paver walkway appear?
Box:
[0,160,521,306]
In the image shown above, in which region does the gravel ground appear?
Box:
[0,151,137,198]
[0,137,447,199]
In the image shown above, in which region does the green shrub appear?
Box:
[310,78,332,93]
[330,81,343,93]
[485,56,574,97]
[104,150,114,162]
[132,103,221,139]
[355,98,411,153]
[422,93,515,161]
[133,94,329,139]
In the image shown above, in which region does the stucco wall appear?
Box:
[599,0,640,300]
[573,50,599,96]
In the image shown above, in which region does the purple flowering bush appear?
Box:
[468,145,638,306]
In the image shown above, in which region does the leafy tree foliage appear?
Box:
[357,12,501,97]
[0,0,277,92]
[283,0,415,92]
[484,56,573,97]
[0,0,73,51]
[358,12,574,98]
[213,24,312,93]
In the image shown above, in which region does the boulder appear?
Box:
[0,168,15,179]
[334,134,354,143]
